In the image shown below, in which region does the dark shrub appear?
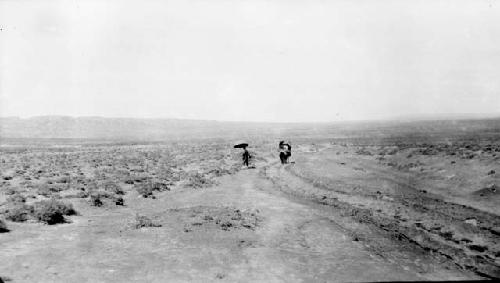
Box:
[89,190,122,207]
[0,275,13,282]
[89,191,108,207]
[136,184,154,198]
[90,194,103,207]
[150,181,169,192]
[32,199,77,225]
[0,219,9,232]
[115,197,124,206]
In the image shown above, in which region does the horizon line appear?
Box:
[1,113,500,124]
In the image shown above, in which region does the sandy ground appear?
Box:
[0,158,480,282]
[283,144,499,277]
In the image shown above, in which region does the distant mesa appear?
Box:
[0,115,499,141]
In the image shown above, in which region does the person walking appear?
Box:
[234,142,251,167]
[242,147,250,167]
[279,141,290,164]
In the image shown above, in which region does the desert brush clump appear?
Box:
[3,187,16,196]
[134,214,162,229]
[89,190,124,207]
[1,198,77,224]
[135,180,169,198]
[150,181,170,192]
[37,184,64,197]
[6,193,26,204]
[136,184,154,198]
[32,199,77,225]
[103,181,125,195]
[75,188,90,198]
[183,172,215,189]
[3,203,34,222]
[207,168,234,177]
[0,218,9,232]
[89,192,105,207]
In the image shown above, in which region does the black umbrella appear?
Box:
[234,142,249,149]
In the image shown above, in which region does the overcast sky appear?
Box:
[1,0,499,122]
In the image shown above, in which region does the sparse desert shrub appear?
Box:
[463,153,475,159]
[385,148,399,155]
[55,176,70,184]
[90,193,104,207]
[356,148,372,156]
[4,188,16,196]
[387,162,398,168]
[89,190,123,206]
[37,184,64,197]
[150,181,170,192]
[134,214,161,229]
[4,204,34,222]
[419,147,439,156]
[136,180,170,198]
[397,162,421,171]
[208,168,233,177]
[76,188,90,198]
[7,193,26,203]
[0,218,9,232]
[104,182,125,195]
[183,172,214,189]
[187,207,262,231]
[89,191,110,206]
[136,184,154,198]
[32,199,76,225]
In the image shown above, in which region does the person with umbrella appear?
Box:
[234,142,251,167]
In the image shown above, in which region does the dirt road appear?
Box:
[0,162,477,282]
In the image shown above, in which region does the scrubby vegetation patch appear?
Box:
[1,199,76,225]
[134,214,162,229]
[33,199,77,225]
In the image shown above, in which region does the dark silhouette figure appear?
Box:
[242,148,250,167]
[279,141,291,164]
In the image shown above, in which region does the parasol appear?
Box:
[234,142,249,149]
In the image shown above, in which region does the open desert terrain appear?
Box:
[3,0,500,281]
[0,117,499,282]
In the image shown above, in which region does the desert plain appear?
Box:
[0,117,499,282]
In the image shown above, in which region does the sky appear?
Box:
[1,0,499,122]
